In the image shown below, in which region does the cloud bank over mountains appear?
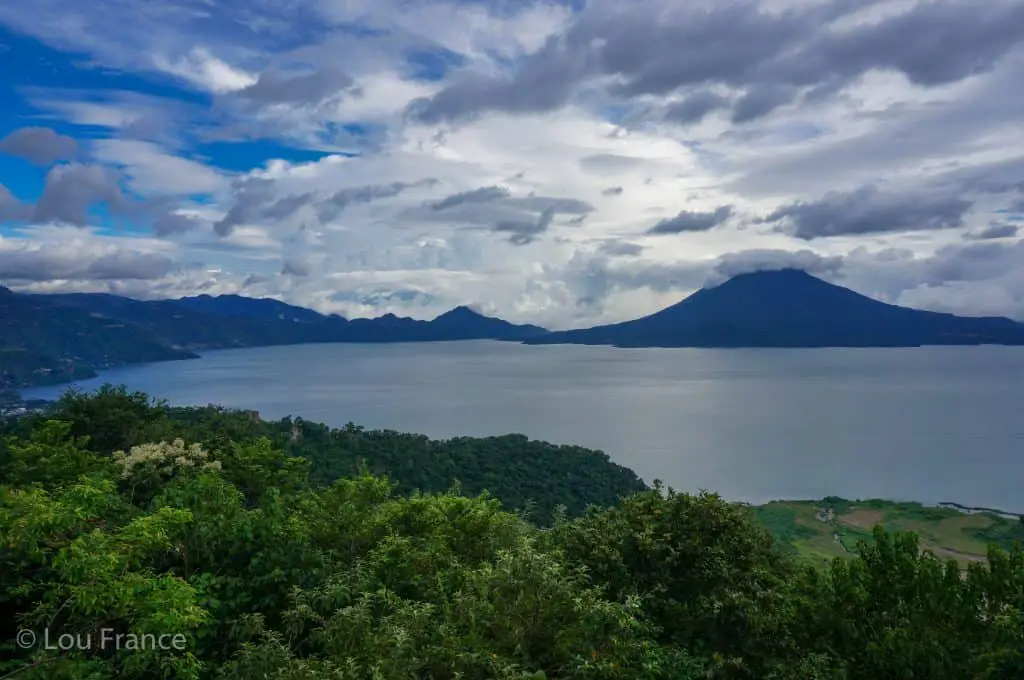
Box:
[1,0,1023,328]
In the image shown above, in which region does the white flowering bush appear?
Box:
[113,439,222,488]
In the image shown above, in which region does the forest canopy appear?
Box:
[1,386,1022,679]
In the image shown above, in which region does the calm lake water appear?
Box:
[23,342,1024,512]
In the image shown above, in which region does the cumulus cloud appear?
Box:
[0,127,78,165]
[0,183,31,222]
[764,186,973,239]
[211,177,325,237]
[647,206,734,234]
[1,0,1024,325]
[32,163,127,226]
[281,256,312,277]
[0,228,175,281]
[152,209,204,237]
[707,249,844,286]
[91,139,228,196]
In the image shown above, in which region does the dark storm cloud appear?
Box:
[601,186,624,197]
[317,179,439,223]
[410,0,1024,123]
[0,127,78,166]
[0,247,174,281]
[764,185,972,239]
[236,66,357,106]
[431,185,511,210]
[32,163,126,226]
[647,205,733,234]
[964,222,1019,240]
[494,206,556,245]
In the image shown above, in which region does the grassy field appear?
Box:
[749,497,1024,568]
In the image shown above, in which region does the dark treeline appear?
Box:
[1,386,1023,679]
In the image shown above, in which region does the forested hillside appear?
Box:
[1,388,1023,679]
[1,287,547,388]
[5,386,646,522]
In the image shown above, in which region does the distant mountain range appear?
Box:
[525,269,1024,348]
[4,269,1024,389]
[0,288,545,389]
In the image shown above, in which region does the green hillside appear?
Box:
[750,497,1024,568]
[0,287,195,388]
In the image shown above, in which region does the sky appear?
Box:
[1,0,1023,329]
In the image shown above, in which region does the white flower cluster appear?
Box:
[112,439,222,480]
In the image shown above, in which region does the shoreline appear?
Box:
[937,501,1023,519]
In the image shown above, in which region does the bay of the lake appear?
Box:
[23,341,1024,512]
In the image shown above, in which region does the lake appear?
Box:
[22,341,1024,512]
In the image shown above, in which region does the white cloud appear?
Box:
[91,139,230,196]
[1,0,1023,325]
[0,225,178,282]
[152,47,258,93]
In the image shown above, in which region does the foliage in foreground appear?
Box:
[7,385,647,522]
[1,388,1023,679]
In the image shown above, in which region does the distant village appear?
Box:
[0,391,50,419]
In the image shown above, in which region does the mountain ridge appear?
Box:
[1,290,548,388]
[6,269,1024,389]
[525,269,1024,348]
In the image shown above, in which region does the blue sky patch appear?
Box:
[0,25,210,122]
[0,155,47,203]
[194,139,337,172]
